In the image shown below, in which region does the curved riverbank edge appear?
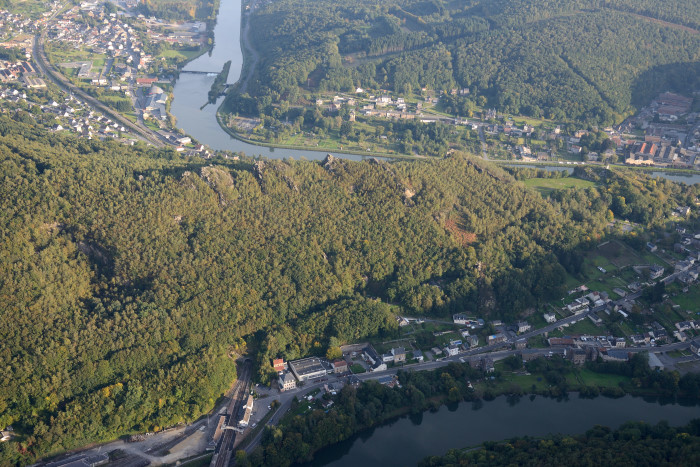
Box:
[269,385,700,467]
[214,105,428,160]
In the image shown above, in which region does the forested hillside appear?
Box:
[420,419,700,466]
[0,115,695,464]
[233,0,700,125]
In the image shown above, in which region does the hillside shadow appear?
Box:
[630,61,700,108]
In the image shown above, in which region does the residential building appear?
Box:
[481,356,495,373]
[392,347,406,363]
[517,321,531,333]
[615,338,626,348]
[362,346,381,365]
[690,339,700,356]
[272,358,286,373]
[676,321,694,332]
[649,265,665,279]
[605,349,630,361]
[566,298,589,314]
[514,338,527,350]
[631,334,648,345]
[569,348,587,365]
[674,330,688,342]
[332,360,348,374]
[412,350,424,362]
[548,337,575,347]
[544,313,557,323]
[444,345,459,356]
[466,335,479,348]
[279,371,296,391]
[453,313,469,324]
[488,333,506,346]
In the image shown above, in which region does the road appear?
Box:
[211,360,253,467]
[238,0,259,94]
[478,124,489,160]
[32,30,167,148]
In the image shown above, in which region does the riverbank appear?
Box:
[244,354,700,466]
[214,108,428,160]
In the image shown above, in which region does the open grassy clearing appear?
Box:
[672,284,700,313]
[560,318,602,336]
[522,176,596,196]
[575,368,628,387]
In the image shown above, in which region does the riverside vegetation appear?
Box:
[0,113,698,464]
[419,419,700,466]
[240,353,700,466]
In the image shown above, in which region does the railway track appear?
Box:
[211,360,253,467]
[33,34,167,148]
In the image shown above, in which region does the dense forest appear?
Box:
[0,114,697,464]
[420,419,700,466]
[229,0,700,126]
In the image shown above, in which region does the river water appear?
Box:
[170,0,700,184]
[170,0,371,161]
[308,395,700,466]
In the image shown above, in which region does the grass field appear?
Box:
[522,177,596,195]
[561,318,601,336]
[575,368,628,387]
[672,284,700,313]
[595,240,641,269]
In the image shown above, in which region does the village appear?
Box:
[3,0,700,169]
[266,87,700,169]
[260,218,700,401]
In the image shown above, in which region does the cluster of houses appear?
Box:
[0,86,138,142]
[564,291,612,315]
[50,6,137,64]
[49,3,204,87]
[361,345,410,372]
[0,9,40,41]
[669,229,700,285]
[0,60,39,84]
[496,92,699,168]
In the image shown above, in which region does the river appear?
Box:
[170,1,700,184]
[307,395,700,466]
[170,0,373,161]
